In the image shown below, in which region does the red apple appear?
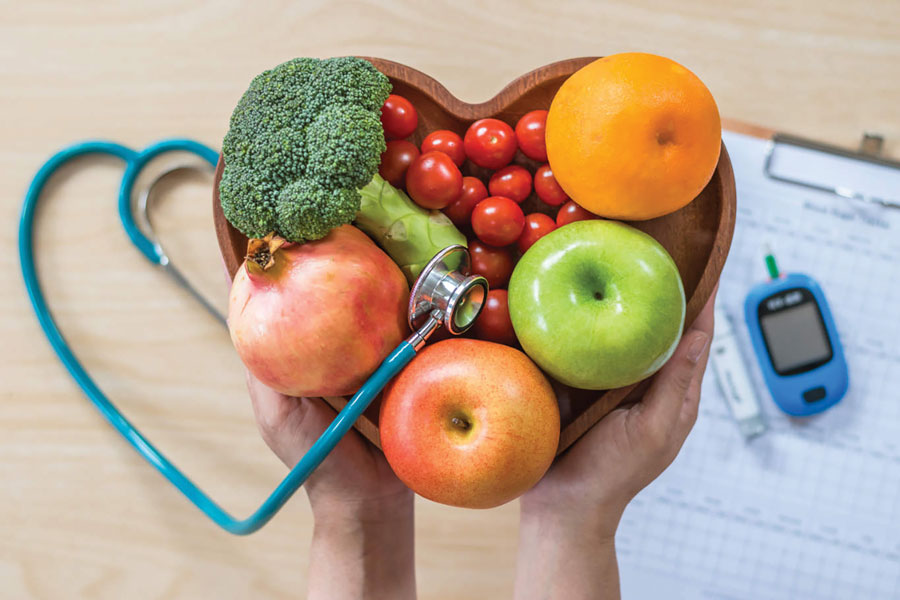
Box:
[379,339,560,508]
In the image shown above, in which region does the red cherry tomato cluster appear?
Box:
[379,97,600,347]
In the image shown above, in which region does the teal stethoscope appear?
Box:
[20,139,488,535]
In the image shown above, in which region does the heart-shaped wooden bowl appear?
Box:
[213,57,736,454]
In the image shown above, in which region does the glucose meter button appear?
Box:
[802,386,826,403]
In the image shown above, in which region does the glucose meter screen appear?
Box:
[760,302,832,374]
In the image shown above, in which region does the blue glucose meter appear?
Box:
[744,254,848,416]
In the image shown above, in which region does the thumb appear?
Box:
[667,331,711,399]
[638,329,711,435]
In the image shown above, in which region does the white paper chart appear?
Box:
[617,130,900,599]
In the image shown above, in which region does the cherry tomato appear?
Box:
[464,118,517,169]
[406,151,463,210]
[421,130,465,166]
[473,289,517,346]
[381,94,418,139]
[379,140,420,187]
[517,213,557,254]
[471,196,526,247]
[469,240,515,289]
[533,164,568,207]
[488,165,532,204]
[556,200,598,227]
[515,110,548,162]
[443,176,488,227]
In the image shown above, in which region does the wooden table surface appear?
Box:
[2,1,898,598]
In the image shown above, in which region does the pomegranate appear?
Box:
[228,225,409,397]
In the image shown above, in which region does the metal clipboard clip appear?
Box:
[763,132,900,210]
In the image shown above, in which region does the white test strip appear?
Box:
[710,307,767,438]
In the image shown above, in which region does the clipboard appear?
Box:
[722,118,900,210]
[616,120,900,600]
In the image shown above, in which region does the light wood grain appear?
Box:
[1,2,898,599]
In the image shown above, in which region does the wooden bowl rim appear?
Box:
[360,56,598,120]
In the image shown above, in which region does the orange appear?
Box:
[545,53,721,220]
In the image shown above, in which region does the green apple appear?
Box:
[508,220,685,390]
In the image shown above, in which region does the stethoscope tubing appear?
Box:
[19,139,414,534]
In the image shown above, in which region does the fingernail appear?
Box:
[687,332,710,363]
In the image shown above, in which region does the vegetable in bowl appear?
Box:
[219,56,390,242]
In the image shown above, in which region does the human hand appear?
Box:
[246,376,415,599]
[247,375,411,518]
[515,287,716,600]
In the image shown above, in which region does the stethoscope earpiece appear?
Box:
[132,160,226,325]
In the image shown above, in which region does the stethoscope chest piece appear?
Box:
[408,245,488,339]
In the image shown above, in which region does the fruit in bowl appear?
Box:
[228,226,408,397]
[545,53,721,221]
[379,339,560,509]
[508,220,686,390]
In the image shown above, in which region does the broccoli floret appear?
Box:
[219,167,277,239]
[306,104,386,191]
[219,56,390,242]
[275,179,361,242]
[306,56,393,113]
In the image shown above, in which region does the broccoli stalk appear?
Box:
[356,175,467,283]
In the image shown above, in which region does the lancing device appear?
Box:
[710,307,767,438]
